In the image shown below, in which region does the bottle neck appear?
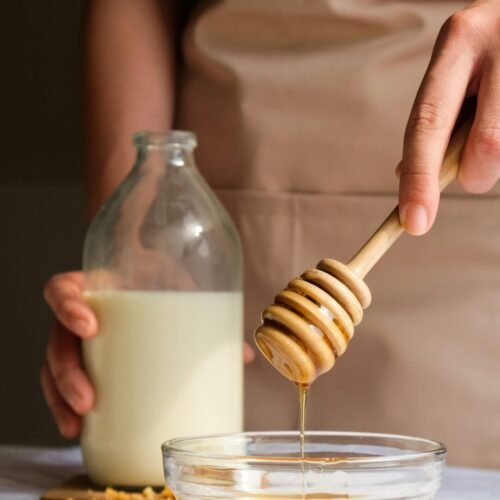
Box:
[137,144,196,171]
[133,131,198,172]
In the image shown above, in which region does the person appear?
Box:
[41,0,500,467]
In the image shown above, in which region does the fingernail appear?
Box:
[401,203,428,235]
[68,390,83,412]
[74,319,91,337]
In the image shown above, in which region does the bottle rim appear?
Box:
[133,130,197,149]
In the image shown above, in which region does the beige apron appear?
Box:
[176,0,500,467]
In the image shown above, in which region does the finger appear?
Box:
[399,16,475,235]
[46,323,94,415]
[40,362,81,438]
[459,60,500,192]
[243,342,255,364]
[43,272,97,338]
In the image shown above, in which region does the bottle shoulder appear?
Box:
[83,163,242,292]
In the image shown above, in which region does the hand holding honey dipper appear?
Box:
[255,116,473,386]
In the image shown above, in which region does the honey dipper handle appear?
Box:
[347,119,472,279]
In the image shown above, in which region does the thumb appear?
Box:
[398,166,440,236]
[397,12,474,235]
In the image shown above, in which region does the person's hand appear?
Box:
[41,271,255,438]
[398,0,500,235]
[41,272,97,438]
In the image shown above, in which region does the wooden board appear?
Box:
[42,475,107,500]
[41,475,174,499]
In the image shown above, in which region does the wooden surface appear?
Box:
[42,475,173,499]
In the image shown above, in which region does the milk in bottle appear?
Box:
[81,131,243,486]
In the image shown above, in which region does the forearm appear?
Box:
[83,0,181,219]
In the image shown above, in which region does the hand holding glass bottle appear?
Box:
[41,133,254,448]
[42,271,254,439]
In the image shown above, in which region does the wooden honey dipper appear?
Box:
[255,119,472,385]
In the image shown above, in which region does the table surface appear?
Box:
[1,445,500,499]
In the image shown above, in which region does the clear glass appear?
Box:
[81,131,243,487]
[83,131,242,292]
[162,431,446,499]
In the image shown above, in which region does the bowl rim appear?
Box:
[161,430,446,467]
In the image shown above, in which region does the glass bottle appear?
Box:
[81,131,243,487]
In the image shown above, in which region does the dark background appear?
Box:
[0,1,86,446]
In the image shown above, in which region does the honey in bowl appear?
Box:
[162,431,446,498]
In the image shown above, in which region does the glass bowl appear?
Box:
[162,431,446,499]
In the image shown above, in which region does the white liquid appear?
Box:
[81,290,243,487]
